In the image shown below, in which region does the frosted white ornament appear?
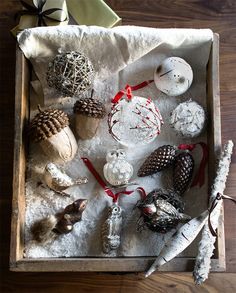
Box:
[108,96,163,147]
[103,149,134,186]
[170,100,206,138]
[44,163,88,194]
[154,57,193,96]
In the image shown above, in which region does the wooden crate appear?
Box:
[10,33,225,272]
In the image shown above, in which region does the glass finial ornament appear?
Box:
[108,84,163,147]
[154,57,193,96]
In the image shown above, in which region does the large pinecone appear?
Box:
[173,152,194,195]
[138,145,177,177]
[30,108,69,142]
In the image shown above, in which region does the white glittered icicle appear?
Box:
[193,140,234,285]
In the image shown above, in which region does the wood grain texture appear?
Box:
[1,0,236,292]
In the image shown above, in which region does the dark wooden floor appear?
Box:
[1,0,236,292]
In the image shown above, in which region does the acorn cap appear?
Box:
[30,108,69,142]
[73,97,106,119]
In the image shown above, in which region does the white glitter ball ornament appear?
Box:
[154,57,193,96]
[108,96,163,147]
[103,149,133,186]
[170,100,206,138]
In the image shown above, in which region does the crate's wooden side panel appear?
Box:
[11,257,224,272]
[206,34,225,271]
[10,48,29,270]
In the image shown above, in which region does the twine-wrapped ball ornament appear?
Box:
[154,57,193,96]
[73,92,106,139]
[47,51,95,97]
[30,107,78,163]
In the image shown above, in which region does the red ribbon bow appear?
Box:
[178,142,208,188]
[112,80,154,104]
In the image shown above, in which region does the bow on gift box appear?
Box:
[11,0,69,35]
[18,0,68,26]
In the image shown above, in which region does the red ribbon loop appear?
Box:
[178,142,208,188]
[111,80,154,104]
[81,157,134,203]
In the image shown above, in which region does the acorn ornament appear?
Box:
[29,106,78,163]
[103,149,133,186]
[31,199,88,244]
[138,145,177,177]
[136,189,190,233]
[44,163,88,194]
[173,152,194,195]
[154,57,193,96]
[47,51,94,97]
[73,91,106,139]
[170,100,206,138]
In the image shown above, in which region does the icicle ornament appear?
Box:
[193,140,234,285]
[108,96,163,147]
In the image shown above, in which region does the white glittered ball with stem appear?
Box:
[154,57,193,96]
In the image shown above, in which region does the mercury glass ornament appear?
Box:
[108,96,163,147]
[136,189,190,233]
[154,57,193,96]
[101,204,123,254]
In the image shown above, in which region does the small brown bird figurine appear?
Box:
[31,199,88,244]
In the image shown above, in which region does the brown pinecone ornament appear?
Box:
[138,145,177,177]
[30,107,78,163]
[73,93,106,139]
[173,152,194,195]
